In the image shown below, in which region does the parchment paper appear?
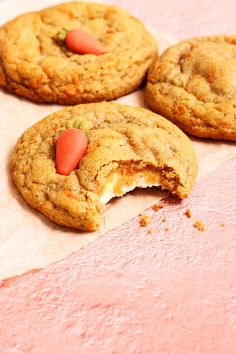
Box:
[0,0,235,280]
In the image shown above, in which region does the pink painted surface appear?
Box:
[103,0,236,40]
[0,158,236,353]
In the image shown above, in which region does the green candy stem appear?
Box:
[65,120,73,129]
[73,118,83,129]
[79,120,91,135]
[65,118,91,135]
[57,28,68,41]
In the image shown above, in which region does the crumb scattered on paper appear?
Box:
[147,229,153,235]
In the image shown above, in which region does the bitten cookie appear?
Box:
[145,35,236,141]
[11,102,197,231]
[0,2,157,104]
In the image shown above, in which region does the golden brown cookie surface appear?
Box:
[11,102,197,231]
[145,35,236,141]
[0,2,157,104]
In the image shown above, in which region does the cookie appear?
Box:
[0,2,157,104]
[145,35,236,141]
[11,102,198,231]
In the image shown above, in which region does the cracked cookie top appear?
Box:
[145,35,236,141]
[11,102,197,231]
[0,1,157,104]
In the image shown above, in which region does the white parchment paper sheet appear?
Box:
[0,0,235,280]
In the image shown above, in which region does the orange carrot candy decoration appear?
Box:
[56,119,90,176]
[58,28,105,55]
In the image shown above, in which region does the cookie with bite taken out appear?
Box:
[11,102,198,231]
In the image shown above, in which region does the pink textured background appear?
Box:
[0,0,236,353]
[103,0,236,39]
[0,158,236,353]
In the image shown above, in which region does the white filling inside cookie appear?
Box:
[100,170,161,205]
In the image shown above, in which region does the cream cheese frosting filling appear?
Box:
[100,168,161,204]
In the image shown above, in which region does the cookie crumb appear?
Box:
[152,203,163,212]
[165,227,169,232]
[139,214,151,227]
[219,223,225,227]
[193,220,205,232]
[147,229,153,235]
[161,217,166,223]
[184,208,192,218]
